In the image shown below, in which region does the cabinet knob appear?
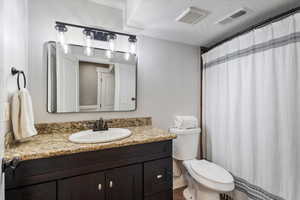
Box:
[156,174,163,179]
[109,180,113,188]
[98,184,102,191]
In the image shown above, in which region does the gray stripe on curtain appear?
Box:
[205,32,300,68]
[234,176,285,200]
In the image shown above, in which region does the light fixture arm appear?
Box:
[128,36,137,43]
[83,29,94,38]
[55,24,68,32]
[55,21,137,42]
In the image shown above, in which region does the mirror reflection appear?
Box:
[47,42,137,113]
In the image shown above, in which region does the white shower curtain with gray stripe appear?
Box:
[202,12,300,200]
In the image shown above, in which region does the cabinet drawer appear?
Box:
[144,190,172,200]
[6,181,56,200]
[144,157,172,196]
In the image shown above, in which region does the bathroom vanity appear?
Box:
[4,119,176,200]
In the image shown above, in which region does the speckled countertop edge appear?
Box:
[5,125,176,162]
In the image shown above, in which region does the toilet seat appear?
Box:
[190,160,233,184]
[183,159,235,192]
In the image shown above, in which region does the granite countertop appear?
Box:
[5,126,176,162]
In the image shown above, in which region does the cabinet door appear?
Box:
[144,157,172,196]
[58,172,105,200]
[106,164,142,200]
[6,182,56,200]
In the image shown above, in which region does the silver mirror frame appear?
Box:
[46,41,138,113]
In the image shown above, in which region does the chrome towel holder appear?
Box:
[11,67,26,90]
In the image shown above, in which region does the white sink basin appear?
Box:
[69,128,132,144]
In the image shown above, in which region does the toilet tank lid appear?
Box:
[169,128,201,135]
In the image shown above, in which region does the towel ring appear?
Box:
[11,67,27,90]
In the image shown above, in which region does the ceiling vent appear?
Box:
[216,8,250,25]
[176,7,209,25]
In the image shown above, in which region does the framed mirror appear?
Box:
[47,42,137,113]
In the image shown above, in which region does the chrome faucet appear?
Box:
[93,118,108,131]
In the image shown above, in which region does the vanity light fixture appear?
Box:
[83,29,94,56]
[54,21,137,58]
[55,24,69,54]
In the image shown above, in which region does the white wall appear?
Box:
[1,0,28,198]
[28,0,200,130]
[0,2,4,199]
[1,0,28,162]
[1,0,28,134]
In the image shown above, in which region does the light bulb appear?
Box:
[85,46,92,56]
[128,36,137,55]
[130,42,136,54]
[107,34,116,52]
[58,32,65,45]
[55,24,68,54]
[124,52,130,60]
[62,44,69,54]
[108,38,115,51]
[106,50,113,59]
[84,31,94,56]
[86,35,92,47]
[58,33,68,54]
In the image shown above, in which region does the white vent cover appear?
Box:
[176,7,208,25]
[216,8,250,25]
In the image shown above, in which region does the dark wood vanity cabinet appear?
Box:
[5,141,173,200]
[58,164,142,200]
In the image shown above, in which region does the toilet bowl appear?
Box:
[183,159,234,200]
[170,127,234,200]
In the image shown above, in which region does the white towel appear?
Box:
[12,89,37,140]
[174,115,198,129]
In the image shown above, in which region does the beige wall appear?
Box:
[79,62,110,106]
[79,62,99,106]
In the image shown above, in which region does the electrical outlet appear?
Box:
[4,102,10,121]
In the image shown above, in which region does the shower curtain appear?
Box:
[202,12,300,200]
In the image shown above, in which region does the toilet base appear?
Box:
[183,186,220,200]
[183,188,194,200]
[183,173,221,200]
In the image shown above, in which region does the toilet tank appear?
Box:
[170,128,201,160]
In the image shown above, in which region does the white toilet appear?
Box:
[171,128,234,200]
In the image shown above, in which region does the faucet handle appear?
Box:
[104,122,108,130]
[93,122,98,131]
